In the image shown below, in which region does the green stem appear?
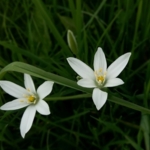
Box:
[45,94,91,101]
[0,62,150,114]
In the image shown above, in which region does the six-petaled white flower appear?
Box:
[0,74,54,138]
[67,47,131,110]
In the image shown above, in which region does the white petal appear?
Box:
[0,99,30,110]
[92,88,108,110]
[94,47,107,72]
[67,57,95,80]
[77,79,97,88]
[24,74,36,93]
[0,81,29,98]
[104,78,124,87]
[37,81,54,99]
[20,105,36,138]
[36,100,50,115]
[107,53,131,79]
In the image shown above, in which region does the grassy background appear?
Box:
[0,0,150,149]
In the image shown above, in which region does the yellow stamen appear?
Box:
[97,76,105,82]
[28,95,36,103]
[95,68,106,85]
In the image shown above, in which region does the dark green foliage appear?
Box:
[0,0,150,149]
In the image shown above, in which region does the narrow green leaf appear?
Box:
[0,62,92,93]
[140,114,150,150]
[0,41,49,66]
[109,95,150,114]
[32,0,71,56]
[1,62,150,114]
[93,118,144,150]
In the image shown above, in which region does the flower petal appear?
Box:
[37,81,54,99]
[107,52,131,79]
[77,79,97,88]
[20,105,36,138]
[24,74,36,93]
[94,47,107,72]
[92,88,108,110]
[0,81,29,98]
[67,57,95,80]
[104,78,124,87]
[0,99,30,110]
[36,100,50,115]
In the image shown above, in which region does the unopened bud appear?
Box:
[67,30,78,55]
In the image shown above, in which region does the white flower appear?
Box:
[0,74,54,138]
[67,47,131,110]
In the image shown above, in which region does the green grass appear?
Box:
[0,0,150,149]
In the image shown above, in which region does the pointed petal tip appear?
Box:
[127,52,131,55]
[24,74,36,93]
[0,81,28,98]
[36,100,50,115]
[94,47,107,72]
[67,57,72,61]
[45,110,51,115]
[66,57,95,79]
[21,132,25,138]
[46,81,54,85]
[39,111,50,115]
[67,29,71,33]
[0,105,5,110]
[37,81,54,99]
[77,79,97,88]
[24,73,31,79]
[67,57,73,64]
[107,52,131,79]
[125,52,131,57]
[20,106,36,140]
[20,126,26,138]
[123,52,131,61]
[104,78,124,87]
[67,57,76,64]
[24,73,28,76]
[0,99,30,111]
[97,47,103,51]
[92,88,108,111]
[46,111,51,115]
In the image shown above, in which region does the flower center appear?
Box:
[94,68,106,85]
[97,76,105,82]
[27,95,36,104]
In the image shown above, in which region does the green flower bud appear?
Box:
[67,30,78,55]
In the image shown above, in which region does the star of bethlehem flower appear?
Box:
[0,74,54,138]
[67,47,131,110]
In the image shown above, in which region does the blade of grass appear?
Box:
[92,117,144,150]
[45,94,91,101]
[0,41,53,67]
[0,62,150,114]
[32,0,71,56]
[140,114,150,150]
[96,9,122,48]
[129,0,143,69]
[82,0,107,31]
